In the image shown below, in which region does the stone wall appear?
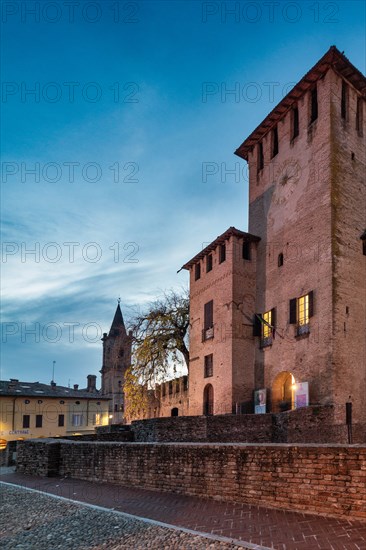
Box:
[131,406,356,444]
[17,439,61,476]
[17,438,366,519]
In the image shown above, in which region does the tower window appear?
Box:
[243,241,251,260]
[206,254,212,273]
[310,86,318,123]
[195,262,201,281]
[271,126,279,158]
[289,291,314,335]
[278,253,284,267]
[258,142,264,171]
[219,243,226,263]
[291,106,299,139]
[341,81,348,119]
[261,308,276,348]
[356,97,363,136]
[204,354,213,378]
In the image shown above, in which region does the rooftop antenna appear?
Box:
[52,360,56,383]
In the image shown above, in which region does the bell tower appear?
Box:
[101,300,132,423]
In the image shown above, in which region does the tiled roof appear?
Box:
[181,226,260,270]
[0,380,109,400]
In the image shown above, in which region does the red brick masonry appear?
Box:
[17,440,366,520]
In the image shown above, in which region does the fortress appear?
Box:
[102,46,365,441]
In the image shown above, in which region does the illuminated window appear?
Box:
[298,294,309,326]
[93,413,101,425]
[261,308,276,347]
[289,291,314,335]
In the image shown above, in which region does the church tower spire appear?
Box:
[100,300,132,424]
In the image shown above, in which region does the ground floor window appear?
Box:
[35,415,42,428]
[23,415,30,428]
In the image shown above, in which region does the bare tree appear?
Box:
[124,288,189,419]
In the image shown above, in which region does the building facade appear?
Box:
[182,47,365,435]
[0,376,109,447]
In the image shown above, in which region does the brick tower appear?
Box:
[101,301,132,424]
[235,46,365,436]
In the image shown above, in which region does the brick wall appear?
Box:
[131,406,357,444]
[17,438,366,519]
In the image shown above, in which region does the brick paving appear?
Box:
[1,470,366,550]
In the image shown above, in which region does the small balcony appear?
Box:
[202,326,214,342]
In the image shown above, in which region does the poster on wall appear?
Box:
[254,389,266,414]
[294,382,309,409]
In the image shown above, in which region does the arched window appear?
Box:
[203,384,214,416]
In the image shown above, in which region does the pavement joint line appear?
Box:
[0,481,274,550]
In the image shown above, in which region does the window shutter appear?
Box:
[308,290,314,317]
[289,298,297,324]
[271,307,276,328]
[253,314,262,337]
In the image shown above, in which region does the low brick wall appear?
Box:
[17,439,61,476]
[131,406,353,444]
[17,439,366,519]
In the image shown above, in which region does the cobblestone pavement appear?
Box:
[1,470,366,550]
[0,484,258,550]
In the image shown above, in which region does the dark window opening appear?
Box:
[35,415,43,428]
[58,414,64,427]
[206,254,212,272]
[292,106,299,139]
[204,300,213,330]
[195,262,201,281]
[341,81,347,119]
[203,384,214,416]
[310,86,318,123]
[162,383,166,397]
[169,381,173,395]
[258,142,264,171]
[278,253,284,267]
[204,354,213,378]
[219,243,226,263]
[183,375,188,391]
[114,404,118,412]
[175,380,180,393]
[23,415,30,429]
[271,126,279,158]
[363,240,366,256]
[171,407,179,417]
[243,241,251,260]
[356,97,363,135]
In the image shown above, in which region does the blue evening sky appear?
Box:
[1,0,365,387]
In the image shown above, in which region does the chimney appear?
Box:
[73,384,79,391]
[87,374,97,392]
